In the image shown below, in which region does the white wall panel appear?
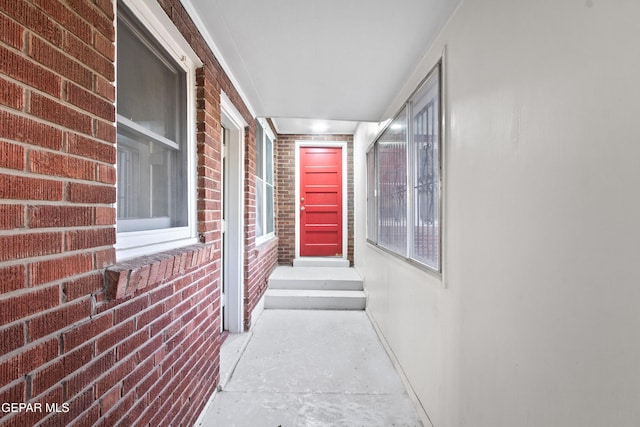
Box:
[355,1,640,426]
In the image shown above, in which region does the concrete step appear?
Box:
[268,266,363,291]
[293,258,350,268]
[264,289,366,310]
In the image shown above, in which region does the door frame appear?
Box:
[221,92,246,333]
[295,140,348,260]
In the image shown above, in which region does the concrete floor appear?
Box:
[197,310,423,427]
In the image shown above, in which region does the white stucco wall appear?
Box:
[354,1,640,426]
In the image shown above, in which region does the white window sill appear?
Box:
[255,233,276,248]
[116,235,199,262]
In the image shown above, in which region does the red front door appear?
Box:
[299,146,343,257]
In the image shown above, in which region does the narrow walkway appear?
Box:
[198,310,423,426]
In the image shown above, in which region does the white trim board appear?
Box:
[221,92,247,334]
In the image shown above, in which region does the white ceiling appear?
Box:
[181,0,460,134]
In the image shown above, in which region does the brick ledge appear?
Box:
[105,243,214,300]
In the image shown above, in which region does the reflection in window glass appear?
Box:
[366,150,377,242]
[412,71,440,269]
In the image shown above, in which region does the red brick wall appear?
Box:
[274,134,355,266]
[242,122,278,329]
[244,235,278,330]
[0,0,277,425]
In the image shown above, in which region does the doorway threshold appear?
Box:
[293,257,349,268]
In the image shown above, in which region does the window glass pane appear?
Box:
[256,177,264,238]
[265,134,273,185]
[255,120,264,178]
[377,107,407,255]
[116,8,187,233]
[255,120,274,239]
[411,68,440,268]
[366,149,377,242]
[266,183,274,233]
[117,16,184,141]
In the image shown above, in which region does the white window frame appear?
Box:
[115,0,202,261]
[255,118,275,246]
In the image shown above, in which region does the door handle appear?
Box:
[300,206,305,211]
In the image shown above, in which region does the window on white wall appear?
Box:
[366,149,377,242]
[115,0,201,259]
[411,70,440,269]
[255,119,274,242]
[366,60,442,273]
[377,107,408,255]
